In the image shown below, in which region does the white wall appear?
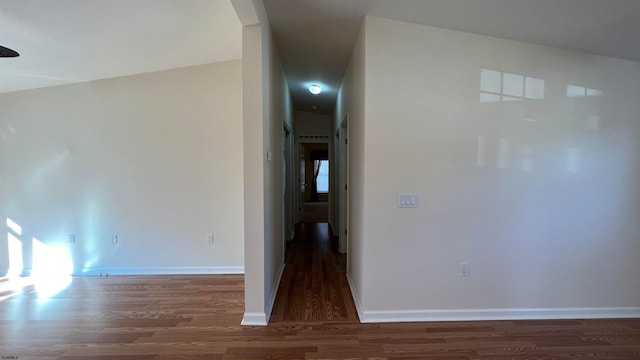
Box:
[241,24,267,323]
[354,16,640,321]
[241,17,293,325]
[334,23,367,317]
[0,60,244,275]
[295,110,332,137]
[265,18,293,323]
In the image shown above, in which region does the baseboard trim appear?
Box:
[328,220,338,237]
[346,272,363,322]
[359,307,640,323]
[241,262,285,326]
[241,312,268,326]
[72,266,244,276]
[265,262,285,324]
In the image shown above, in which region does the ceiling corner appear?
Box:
[230,0,269,26]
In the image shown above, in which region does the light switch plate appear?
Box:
[398,194,418,208]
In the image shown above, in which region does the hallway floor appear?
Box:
[270,222,358,322]
[300,202,329,223]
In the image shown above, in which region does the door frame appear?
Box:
[337,114,349,255]
[283,123,294,250]
[295,136,330,223]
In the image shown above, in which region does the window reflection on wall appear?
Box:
[520,145,534,173]
[480,69,544,103]
[477,69,603,176]
[567,84,602,98]
[0,123,16,142]
[566,148,582,174]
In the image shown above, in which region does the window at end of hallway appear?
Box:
[317,160,329,193]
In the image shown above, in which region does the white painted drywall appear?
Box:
[355,16,640,319]
[241,24,267,324]
[241,18,292,325]
[334,24,367,313]
[265,19,293,322]
[0,60,244,275]
[295,110,332,137]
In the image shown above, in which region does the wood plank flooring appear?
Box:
[270,222,357,322]
[1,267,639,358]
[300,203,329,223]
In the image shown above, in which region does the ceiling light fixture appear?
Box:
[309,84,321,95]
[0,45,19,58]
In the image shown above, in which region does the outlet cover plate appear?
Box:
[459,262,470,277]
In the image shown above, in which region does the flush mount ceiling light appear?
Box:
[308,84,322,95]
[0,45,19,57]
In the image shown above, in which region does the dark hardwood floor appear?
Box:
[1,257,639,358]
[270,222,357,322]
[300,203,329,223]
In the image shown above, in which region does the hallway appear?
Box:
[270,222,358,322]
[300,201,329,223]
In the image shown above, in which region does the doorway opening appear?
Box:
[298,142,329,223]
[270,127,357,322]
[270,221,357,322]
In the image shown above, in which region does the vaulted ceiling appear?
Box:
[0,0,241,94]
[1,0,638,116]
[265,0,640,114]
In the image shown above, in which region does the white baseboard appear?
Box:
[345,273,639,323]
[328,220,338,237]
[72,266,244,276]
[359,307,640,323]
[241,312,268,326]
[265,262,285,324]
[346,272,364,321]
[241,262,285,326]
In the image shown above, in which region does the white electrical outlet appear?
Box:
[68,234,76,245]
[206,233,214,244]
[112,234,118,244]
[459,262,470,277]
